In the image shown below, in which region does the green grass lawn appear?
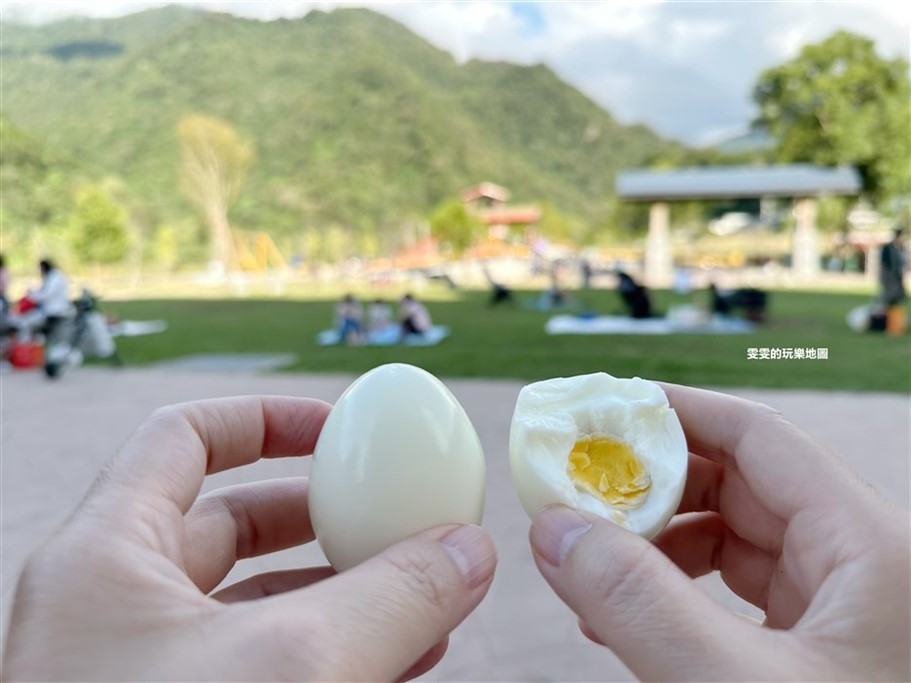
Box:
[103,288,910,393]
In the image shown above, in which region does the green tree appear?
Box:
[429,199,480,254]
[753,31,910,205]
[149,223,179,272]
[69,183,130,267]
[593,197,650,244]
[320,225,350,264]
[816,195,851,233]
[537,201,572,242]
[177,114,254,271]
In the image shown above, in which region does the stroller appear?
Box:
[43,288,122,379]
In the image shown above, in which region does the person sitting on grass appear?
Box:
[709,282,732,316]
[19,258,73,342]
[334,294,364,345]
[367,298,393,332]
[547,263,567,308]
[482,264,513,307]
[399,293,432,337]
[616,271,652,319]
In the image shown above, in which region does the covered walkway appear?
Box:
[616,164,863,286]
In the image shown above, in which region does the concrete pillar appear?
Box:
[866,245,881,283]
[792,197,820,280]
[759,196,776,224]
[645,201,673,288]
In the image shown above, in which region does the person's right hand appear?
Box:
[530,383,910,681]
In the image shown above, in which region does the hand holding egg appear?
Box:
[510,372,688,539]
[309,363,487,571]
[6,367,907,683]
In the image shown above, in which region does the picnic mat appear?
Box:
[316,325,451,347]
[545,314,755,336]
[109,319,169,337]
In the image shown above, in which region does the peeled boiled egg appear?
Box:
[309,363,486,571]
[509,372,687,539]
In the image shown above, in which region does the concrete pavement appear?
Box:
[1,368,908,681]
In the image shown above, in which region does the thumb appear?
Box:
[530,505,750,680]
[271,524,496,681]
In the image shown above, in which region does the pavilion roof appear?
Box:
[616,164,862,201]
[462,182,511,203]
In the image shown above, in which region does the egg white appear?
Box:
[309,363,486,571]
[509,373,687,539]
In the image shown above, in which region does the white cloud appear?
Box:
[1,1,162,22]
[378,2,527,64]
[1,0,907,144]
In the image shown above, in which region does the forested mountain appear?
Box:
[0,114,82,252]
[1,6,679,251]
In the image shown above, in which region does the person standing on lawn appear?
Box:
[879,228,907,334]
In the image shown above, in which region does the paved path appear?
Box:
[2,368,908,681]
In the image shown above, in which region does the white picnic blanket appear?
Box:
[109,320,168,337]
[545,314,755,336]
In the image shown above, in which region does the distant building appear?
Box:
[461,182,510,209]
[480,206,543,227]
[393,235,443,270]
[461,181,541,238]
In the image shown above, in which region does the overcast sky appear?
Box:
[2,1,908,145]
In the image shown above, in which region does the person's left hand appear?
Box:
[3,397,497,681]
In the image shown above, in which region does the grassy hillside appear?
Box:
[0,7,678,250]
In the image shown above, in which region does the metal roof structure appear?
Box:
[616,164,862,201]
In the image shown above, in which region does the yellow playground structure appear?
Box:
[229,230,289,272]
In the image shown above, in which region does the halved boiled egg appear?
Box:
[509,372,687,539]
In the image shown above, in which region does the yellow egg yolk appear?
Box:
[567,437,651,508]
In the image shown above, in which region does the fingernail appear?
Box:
[440,525,496,589]
[531,506,592,567]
